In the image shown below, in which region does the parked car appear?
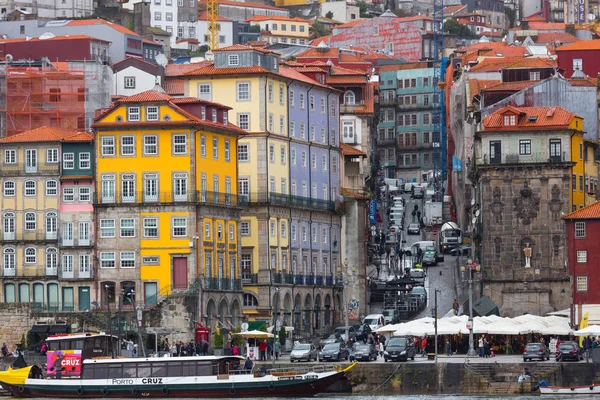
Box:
[425,246,444,262]
[318,342,349,362]
[332,325,357,342]
[363,314,385,331]
[290,343,318,362]
[523,343,550,361]
[409,269,426,285]
[407,224,420,235]
[413,187,424,199]
[319,333,343,349]
[422,252,437,266]
[383,309,400,325]
[351,343,378,361]
[355,324,372,343]
[556,341,583,361]
[409,286,427,301]
[384,336,416,362]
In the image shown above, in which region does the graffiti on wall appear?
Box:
[347,298,360,320]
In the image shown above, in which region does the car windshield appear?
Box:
[323,344,340,351]
[445,231,461,237]
[424,254,434,259]
[408,224,419,229]
[364,318,378,325]
[388,338,408,347]
[354,345,370,351]
[411,288,425,295]
[558,344,575,350]
[526,344,541,349]
[411,271,424,278]
[294,344,310,351]
[383,310,394,317]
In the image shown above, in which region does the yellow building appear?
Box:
[571,124,586,210]
[583,140,600,206]
[245,16,311,44]
[93,89,246,328]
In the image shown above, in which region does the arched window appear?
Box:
[4,283,15,303]
[46,248,57,272]
[24,247,36,264]
[344,90,355,105]
[3,180,15,196]
[24,212,36,230]
[3,248,15,275]
[45,212,57,239]
[3,212,15,240]
[243,293,258,307]
[24,180,36,196]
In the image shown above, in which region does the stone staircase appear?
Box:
[465,363,496,381]
[463,362,557,395]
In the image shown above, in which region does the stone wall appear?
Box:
[0,304,39,347]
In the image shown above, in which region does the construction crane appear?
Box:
[206,0,219,50]
[432,0,449,202]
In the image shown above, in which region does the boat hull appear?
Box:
[540,385,600,395]
[0,370,348,398]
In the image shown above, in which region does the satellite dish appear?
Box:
[155,53,168,68]
[588,13,596,21]
[5,54,13,63]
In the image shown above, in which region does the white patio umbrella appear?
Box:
[267,326,294,333]
[573,325,600,336]
[234,330,274,338]
[539,323,573,336]
[376,323,401,334]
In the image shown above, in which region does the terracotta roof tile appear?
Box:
[556,39,600,51]
[63,131,93,142]
[483,106,579,130]
[330,64,368,76]
[568,78,598,87]
[534,32,579,44]
[340,143,366,156]
[527,22,566,30]
[183,64,274,77]
[563,200,600,220]
[468,79,501,97]
[0,126,88,143]
[166,62,210,77]
[116,90,172,103]
[334,19,367,29]
[326,76,367,84]
[310,35,331,46]
[442,4,466,14]
[469,56,556,72]
[212,44,279,54]
[164,78,184,95]
[296,47,340,59]
[341,187,370,200]
[170,97,232,109]
[60,175,93,181]
[66,18,139,36]
[481,80,538,92]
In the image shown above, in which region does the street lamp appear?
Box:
[460,259,481,357]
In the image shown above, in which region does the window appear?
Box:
[63,153,74,169]
[238,114,250,130]
[154,11,161,20]
[269,144,275,163]
[240,221,250,236]
[128,107,140,121]
[280,145,286,164]
[143,135,158,155]
[300,123,306,139]
[24,213,36,230]
[279,84,284,105]
[198,83,212,101]
[310,125,316,141]
[172,218,187,237]
[234,81,251,101]
[3,248,15,272]
[79,187,90,202]
[503,114,516,126]
[322,227,327,244]
[423,113,430,125]
[312,226,317,243]
[100,219,115,238]
[575,222,586,238]
[24,180,36,196]
[24,248,36,264]
[301,151,307,167]
[211,109,217,123]
[45,180,57,196]
[332,156,337,173]
[146,106,159,121]
[270,221,276,237]
[101,136,115,156]
[573,58,583,71]
[121,136,135,156]
[173,135,187,154]
[577,250,587,263]
[47,148,58,163]
[238,144,249,161]
[279,116,284,135]
[120,219,135,237]
[311,153,317,169]
[120,252,135,268]
[3,181,15,196]
[229,224,235,241]
[519,140,531,155]
[4,150,16,164]
[577,276,588,291]
[529,71,540,81]
[124,76,135,89]
[310,95,315,111]
[268,82,273,102]
[62,187,74,202]
[300,93,305,109]
[79,152,90,169]
[268,113,274,132]
[165,12,173,21]
[100,252,115,268]
[343,121,354,140]
[212,137,219,159]
[344,91,355,105]
[301,226,307,242]
[217,223,223,240]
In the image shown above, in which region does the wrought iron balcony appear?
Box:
[94,191,248,207]
[246,193,335,211]
[480,151,569,166]
[340,102,368,113]
[0,163,60,176]
[1,231,58,242]
[242,273,258,284]
[204,277,243,291]
[2,266,58,278]
[377,137,397,146]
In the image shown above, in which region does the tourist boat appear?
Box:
[0,355,357,398]
[540,383,600,395]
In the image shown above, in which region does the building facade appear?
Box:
[245,16,310,45]
[179,45,344,336]
[93,89,245,329]
[475,105,582,316]
[378,62,436,183]
[0,0,93,19]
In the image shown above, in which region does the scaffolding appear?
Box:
[0,61,112,138]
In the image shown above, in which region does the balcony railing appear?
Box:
[204,277,243,291]
[59,234,93,247]
[398,142,434,150]
[377,137,397,146]
[94,191,248,207]
[397,102,435,111]
[480,151,568,166]
[340,102,368,114]
[58,266,94,280]
[242,273,258,284]
[0,163,60,176]
[2,266,58,278]
[246,193,335,211]
[379,98,397,106]
[2,231,59,242]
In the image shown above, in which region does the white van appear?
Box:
[403,240,435,257]
[363,314,385,331]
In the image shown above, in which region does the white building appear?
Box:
[320,1,360,23]
[112,57,163,97]
[198,12,234,48]
[1,0,94,18]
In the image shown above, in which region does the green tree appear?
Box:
[214,331,224,349]
[249,24,261,33]
[393,9,406,17]
[258,323,267,332]
[357,1,370,18]
[325,11,334,19]
[310,21,330,38]
[443,19,476,38]
[232,326,244,347]
[278,327,287,346]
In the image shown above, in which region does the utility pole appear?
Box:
[434,289,440,362]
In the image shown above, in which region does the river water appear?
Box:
[12,396,579,400]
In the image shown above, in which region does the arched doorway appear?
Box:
[314,294,321,330]
[324,294,332,326]
[293,294,301,333]
[218,298,228,326]
[335,294,343,325]
[272,291,281,326]
[283,292,292,326]
[303,294,312,334]
[231,299,241,328]
[206,299,217,329]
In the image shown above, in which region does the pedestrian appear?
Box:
[1,343,7,357]
[232,344,239,356]
[202,339,209,356]
[452,299,460,315]
[446,339,452,356]
[273,340,281,360]
[175,341,181,357]
[40,343,47,356]
[417,211,421,224]
[259,339,267,361]
[163,338,170,353]
[478,336,484,357]
[243,357,253,374]
[421,337,427,357]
